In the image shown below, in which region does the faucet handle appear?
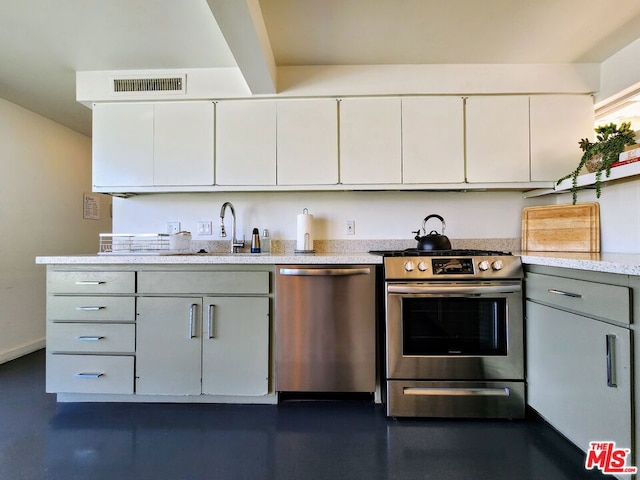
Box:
[233,235,245,248]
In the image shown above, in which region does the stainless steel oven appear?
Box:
[372,249,525,418]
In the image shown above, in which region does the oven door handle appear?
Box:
[387,283,521,295]
[404,387,511,397]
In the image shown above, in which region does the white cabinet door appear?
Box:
[276,99,338,185]
[527,301,632,453]
[92,103,154,188]
[93,102,214,188]
[136,297,202,395]
[202,297,269,396]
[216,100,276,186]
[466,96,530,183]
[530,95,594,182]
[339,97,402,184]
[154,102,214,186]
[402,97,465,183]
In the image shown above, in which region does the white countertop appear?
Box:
[35,252,383,265]
[520,251,640,276]
[35,251,640,276]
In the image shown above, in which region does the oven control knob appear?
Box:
[478,260,490,271]
[417,261,428,272]
[404,261,415,272]
[492,260,504,271]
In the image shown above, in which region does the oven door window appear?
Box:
[402,297,507,356]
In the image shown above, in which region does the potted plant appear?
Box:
[558,121,636,204]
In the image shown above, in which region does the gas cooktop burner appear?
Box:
[369,248,512,257]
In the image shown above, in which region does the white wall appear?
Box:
[559,182,640,253]
[113,183,640,254]
[0,98,111,363]
[598,37,640,104]
[77,63,600,104]
[113,190,526,243]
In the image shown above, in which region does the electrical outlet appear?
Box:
[167,222,181,234]
[197,221,212,236]
[345,220,355,235]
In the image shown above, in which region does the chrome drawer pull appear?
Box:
[404,387,510,397]
[547,289,582,298]
[75,372,104,379]
[75,336,104,341]
[606,334,617,388]
[76,306,106,311]
[75,281,106,285]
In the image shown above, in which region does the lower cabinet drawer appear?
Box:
[48,271,135,294]
[47,296,135,322]
[526,272,630,325]
[46,354,134,394]
[138,271,270,294]
[47,323,135,353]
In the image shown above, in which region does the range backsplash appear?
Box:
[190,238,520,255]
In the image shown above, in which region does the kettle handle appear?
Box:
[422,214,446,235]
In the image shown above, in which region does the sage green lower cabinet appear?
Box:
[136,296,269,396]
[45,265,274,404]
[525,266,633,474]
[526,302,631,450]
[45,268,136,395]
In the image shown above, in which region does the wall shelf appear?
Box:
[523,161,640,198]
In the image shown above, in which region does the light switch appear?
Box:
[197,221,212,235]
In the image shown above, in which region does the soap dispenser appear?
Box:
[261,229,271,254]
[251,228,261,253]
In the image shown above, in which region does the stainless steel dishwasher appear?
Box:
[275,265,376,393]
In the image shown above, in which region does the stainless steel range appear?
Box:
[371,249,524,419]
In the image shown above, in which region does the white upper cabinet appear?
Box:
[339,97,402,184]
[530,95,594,182]
[92,94,593,192]
[92,102,214,189]
[154,102,214,186]
[216,100,277,186]
[276,99,338,185]
[93,103,154,188]
[466,96,531,183]
[402,97,465,183]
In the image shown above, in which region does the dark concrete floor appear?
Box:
[0,350,607,480]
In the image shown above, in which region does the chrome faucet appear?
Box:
[219,201,245,253]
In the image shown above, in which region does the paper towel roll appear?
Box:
[296,209,314,251]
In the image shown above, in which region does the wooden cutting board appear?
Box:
[521,203,600,252]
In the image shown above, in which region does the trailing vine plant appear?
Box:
[557,122,636,204]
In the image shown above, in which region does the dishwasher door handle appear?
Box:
[279,268,371,276]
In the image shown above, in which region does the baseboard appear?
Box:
[0,338,45,364]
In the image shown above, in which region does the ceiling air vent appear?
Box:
[111,75,186,95]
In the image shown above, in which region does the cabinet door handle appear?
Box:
[547,289,582,298]
[76,336,104,341]
[75,281,106,285]
[75,372,104,379]
[189,303,198,339]
[207,304,216,339]
[76,306,106,311]
[606,334,617,388]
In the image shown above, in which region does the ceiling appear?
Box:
[2,0,640,137]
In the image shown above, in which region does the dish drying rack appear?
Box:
[99,233,170,255]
